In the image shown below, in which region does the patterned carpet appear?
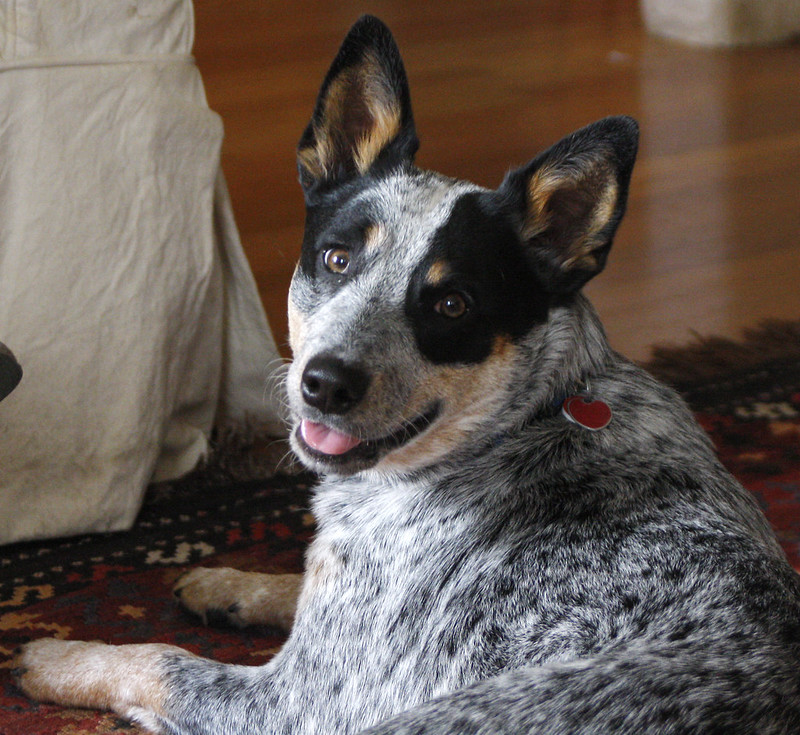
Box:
[1,320,799,734]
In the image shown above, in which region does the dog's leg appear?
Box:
[13,639,196,733]
[359,639,800,734]
[173,569,302,630]
[14,566,318,732]
[13,637,291,735]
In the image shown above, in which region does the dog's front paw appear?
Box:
[174,567,248,627]
[13,638,185,732]
[13,638,114,708]
[174,567,300,630]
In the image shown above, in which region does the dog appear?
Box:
[14,15,800,734]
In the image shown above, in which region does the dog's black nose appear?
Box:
[301,355,370,415]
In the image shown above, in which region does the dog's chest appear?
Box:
[275,473,650,729]
[268,477,523,723]
[267,470,766,732]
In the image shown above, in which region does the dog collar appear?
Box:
[488,381,612,450]
[560,379,612,431]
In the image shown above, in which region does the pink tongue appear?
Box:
[301,420,362,456]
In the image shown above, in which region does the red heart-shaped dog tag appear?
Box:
[562,395,612,431]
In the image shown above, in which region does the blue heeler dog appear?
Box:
[14,15,800,734]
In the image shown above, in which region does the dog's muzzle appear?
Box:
[294,353,440,471]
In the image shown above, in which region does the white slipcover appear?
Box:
[0,0,286,543]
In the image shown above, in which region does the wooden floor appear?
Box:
[193,0,800,362]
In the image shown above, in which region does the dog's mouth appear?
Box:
[295,403,441,469]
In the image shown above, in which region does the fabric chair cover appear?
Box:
[0,0,285,543]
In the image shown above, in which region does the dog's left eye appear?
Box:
[434,292,469,319]
[323,247,351,274]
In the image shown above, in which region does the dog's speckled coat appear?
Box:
[15,15,800,735]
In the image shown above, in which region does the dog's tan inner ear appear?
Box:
[523,157,619,273]
[298,51,402,182]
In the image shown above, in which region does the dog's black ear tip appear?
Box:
[352,14,389,30]
[326,15,404,87]
[591,115,639,144]
[587,115,639,169]
[616,116,640,169]
[613,114,639,131]
[326,15,396,71]
[615,115,640,145]
[346,14,395,45]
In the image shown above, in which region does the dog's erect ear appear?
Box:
[298,15,418,197]
[499,116,639,294]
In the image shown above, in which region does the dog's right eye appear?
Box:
[434,292,469,319]
[323,247,351,275]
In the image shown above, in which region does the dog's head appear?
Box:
[286,16,638,476]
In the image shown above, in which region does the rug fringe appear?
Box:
[205,424,303,480]
[645,319,800,386]
[151,425,302,499]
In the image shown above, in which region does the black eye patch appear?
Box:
[405,192,549,365]
[299,191,380,289]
